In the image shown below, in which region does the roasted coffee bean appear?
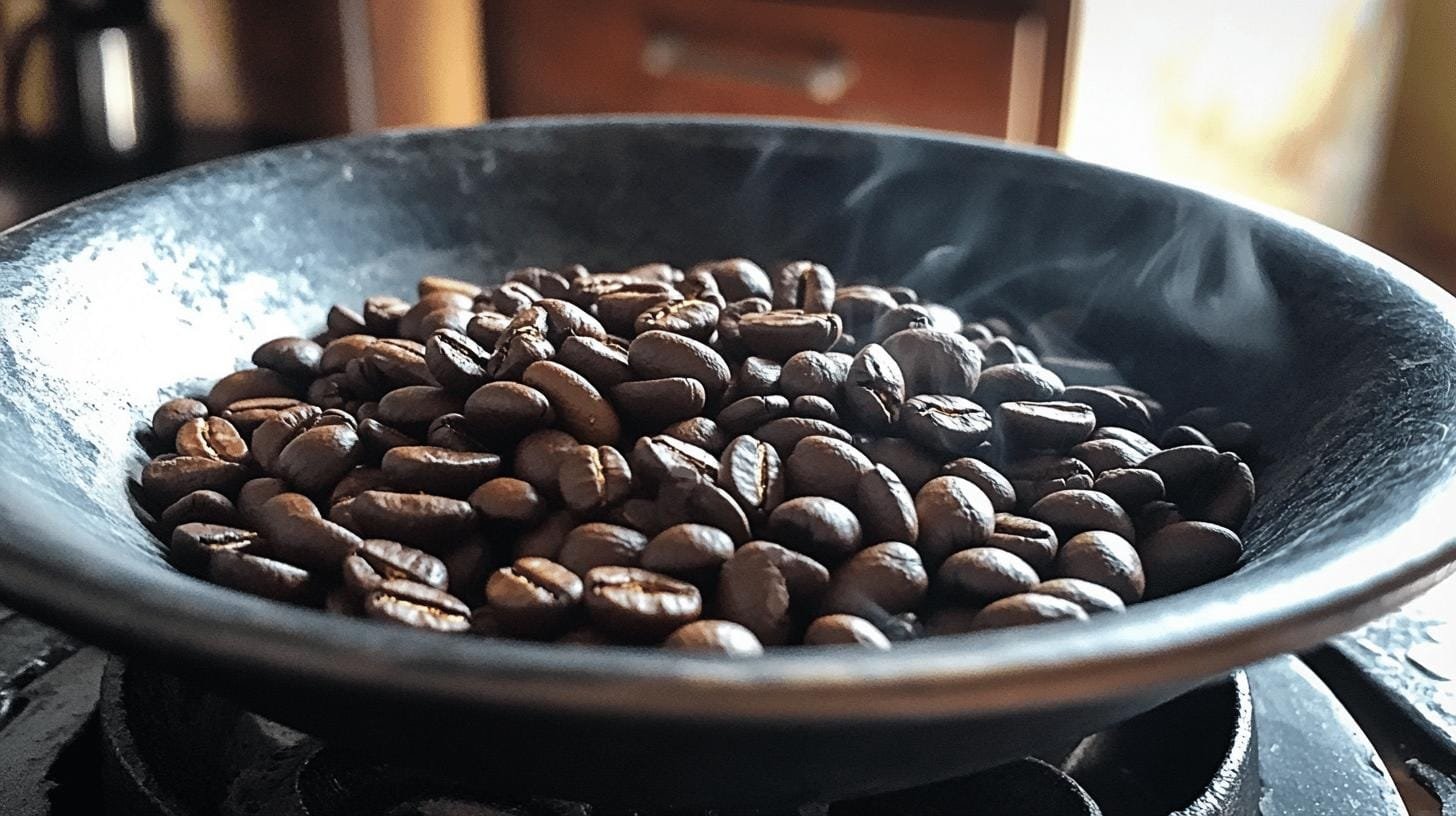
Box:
[327,304,369,336]
[534,298,608,345]
[595,289,679,335]
[219,397,308,438]
[791,395,839,423]
[716,546,796,645]
[1029,489,1136,542]
[884,286,918,305]
[519,361,621,446]
[329,467,393,507]
[786,435,873,505]
[342,356,388,398]
[832,286,899,339]
[1061,385,1154,434]
[1053,530,1145,603]
[559,523,648,577]
[859,436,941,493]
[980,337,1019,367]
[558,444,632,513]
[275,424,365,495]
[514,509,576,560]
[1140,445,1223,499]
[693,257,773,301]
[423,329,491,394]
[418,275,483,299]
[717,395,791,436]
[465,310,511,348]
[1139,520,1243,598]
[972,363,1064,409]
[554,335,634,392]
[640,524,734,587]
[971,593,1089,630]
[913,476,995,567]
[611,377,706,428]
[1000,454,1095,508]
[780,351,849,403]
[236,477,287,525]
[941,458,1016,513]
[937,547,1040,605]
[718,435,785,522]
[998,401,1096,452]
[206,368,301,413]
[361,295,409,335]
[251,337,322,379]
[715,297,772,358]
[736,310,843,360]
[872,304,934,342]
[1070,438,1147,475]
[822,542,927,618]
[679,269,725,304]
[170,522,261,573]
[628,330,732,397]
[1033,578,1125,614]
[349,490,476,552]
[768,496,861,564]
[855,464,918,545]
[881,328,983,399]
[209,549,320,605]
[376,386,464,432]
[631,434,720,487]
[381,445,500,497]
[635,299,721,342]
[152,398,210,444]
[753,416,852,457]
[1206,421,1260,460]
[664,620,764,655]
[804,614,891,648]
[1093,468,1165,511]
[490,280,541,316]
[356,418,419,460]
[159,490,239,531]
[514,429,580,494]
[1090,426,1161,459]
[773,261,835,313]
[506,266,571,299]
[1135,500,1186,539]
[897,394,992,455]
[661,416,726,455]
[1160,424,1214,449]
[142,456,248,507]
[1184,456,1255,530]
[423,412,486,452]
[364,338,432,388]
[584,566,702,642]
[255,493,362,571]
[487,325,554,381]
[330,496,360,532]
[320,334,377,375]
[601,499,657,540]
[655,477,754,544]
[486,557,583,639]
[364,579,471,632]
[469,477,546,526]
[844,343,905,431]
[349,538,448,590]
[463,381,554,442]
[175,417,250,465]
[305,373,349,410]
[735,356,783,396]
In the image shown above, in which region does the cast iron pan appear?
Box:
[1,118,1455,808]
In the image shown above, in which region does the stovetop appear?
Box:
[2,582,1454,816]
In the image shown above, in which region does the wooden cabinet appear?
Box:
[485,0,1069,145]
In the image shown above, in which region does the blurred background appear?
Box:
[1,0,1451,288]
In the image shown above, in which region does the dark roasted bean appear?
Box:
[275,424,365,495]
[327,304,369,336]
[635,298,721,342]
[1029,489,1136,542]
[513,429,580,495]
[640,524,734,587]
[381,445,500,497]
[520,361,621,445]
[419,275,483,299]
[1140,445,1223,499]
[329,467,393,507]
[464,381,554,442]
[170,522,262,573]
[487,325,554,381]
[736,310,843,360]
[152,397,210,443]
[364,579,471,632]
[237,477,287,525]
[349,490,476,552]
[859,436,941,493]
[1184,455,1255,530]
[882,328,983,399]
[555,335,634,391]
[664,620,764,655]
[423,329,491,394]
[716,547,790,645]
[998,401,1096,452]
[1001,454,1095,508]
[832,286,898,340]
[366,337,433,387]
[424,412,487,451]
[175,417,250,464]
[220,397,308,438]
[693,257,773,301]
[1093,468,1165,510]
[972,363,1064,409]
[206,368,302,413]
[1033,578,1125,614]
[898,394,992,455]
[822,542,927,618]
[350,538,448,590]
[357,418,420,460]
[507,266,571,299]
[631,434,719,487]
[210,549,320,605]
[1206,421,1260,460]
[595,289,679,335]
[465,310,511,348]
[1070,438,1147,475]
[791,395,839,423]
[735,356,782,396]
[872,304,934,342]
[514,509,576,560]
[717,394,791,436]
[985,513,1059,574]
[611,377,706,428]
[254,492,362,571]
[768,496,861,565]
[320,334,376,375]
[855,464,918,545]
[844,343,905,431]
[661,416,726,454]
[655,477,754,544]
[470,477,546,526]
[142,456,248,507]
[534,298,607,345]
[1160,424,1215,448]
[491,280,542,316]
[559,523,648,577]
[780,351,849,404]
[584,566,702,642]
[159,489,239,532]
[376,386,463,433]
[718,434,785,523]
[252,337,322,379]
[971,593,1089,630]
[1054,531,1145,603]
[486,557,583,639]
[558,444,632,513]
[753,416,852,457]
[938,547,1040,605]
[1061,385,1154,434]
[1135,500,1186,539]
[786,435,873,505]
[362,295,410,335]
[941,457,1016,513]
[1138,521,1243,598]
[913,476,995,568]
[1090,426,1161,459]
[804,614,891,648]
[629,330,732,397]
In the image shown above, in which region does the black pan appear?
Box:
[1,118,1455,809]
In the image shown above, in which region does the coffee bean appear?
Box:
[1205,421,1260,460]
[514,429,580,494]
[506,266,572,299]
[1135,500,1186,539]
[514,509,576,560]
[717,542,827,645]
[152,398,209,443]
[534,298,608,345]
[693,257,773,301]
[980,513,1057,574]
[628,330,732,397]
[420,307,475,338]
[881,328,982,399]
[913,476,995,567]
[773,260,836,314]
[559,523,648,577]
[363,579,471,632]
[640,524,734,587]
[631,434,720,487]
[142,456,248,507]
[679,269,725,305]
[463,310,510,348]
[486,557,583,639]
[1184,456,1255,530]
[1000,454,1095,508]
[604,497,660,539]
[236,477,286,524]
[487,325,555,381]
[753,416,852,458]
[174,417,250,465]
[305,373,348,410]
[206,368,302,413]
[358,295,407,335]
[170,522,262,573]
[664,620,764,655]
[555,335,634,392]
[735,356,783,396]
[780,351,849,404]
[768,496,861,564]
[251,336,322,379]
[364,338,432,389]
[972,363,1064,409]
[594,289,678,335]
[584,566,702,642]
[1033,578,1125,614]
[381,445,500,497]
[159,490,239,532]
[718,435,785,523]
[1138,520,1242,598]
[897,394,992,455]
[348,538,448,591]
[937,547,1039,605]
[1061,386,1154,434]
[419,329,488,394]
[855,464,918,545]
[558,444,632,513]
[1090,426,1161,459]
[971,593,1089,630]
[516,361,619,446]
[275,424,365,495]
[788,395,837,424]
[421,412,484,452]
[655,477,754,544]
[661,416,726,455]
[463,382,553,444]
[844,343,905,431]
[488,280,540,316]
[859,436,941,493]
[255,493,362,571]
[1139,445,1222,499]
[349,490,476,552]
[804,614,891,648]
[210,548,320,605]
[998,401,1096,452]
[736,310,843,360]
[469,477,545,526]
[822,542,927,618]
[940,458,1015,513]
[1070,438,1147,475]
[413,275,481,299]
[218,396,306,440]
[356,418,419,460]
[1093,468,1165,511]
[872,304,934,342]
[786,435,872,505]
[832,286,898,340]
[1054,531,1145,602]
[634,299,721,342]
[717,395,791,436]
[376,386,464,433]
[611,377,706,428]
[319,334,376,374]
[1160,424,1214,449]
[1028,489,1135,542]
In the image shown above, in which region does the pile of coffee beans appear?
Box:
[140,259,1258,654]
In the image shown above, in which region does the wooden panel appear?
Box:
[487,0,1021,137]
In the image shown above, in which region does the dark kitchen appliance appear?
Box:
[1,118,1455,808]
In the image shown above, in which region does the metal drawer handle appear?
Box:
[641,30,856,104]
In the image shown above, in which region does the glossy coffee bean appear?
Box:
[1138,521,1243,598]
[984,513,1058,574]
[469,477,545,526]
[512,509,575,560]
[1060,386,1154,434]
[170,522,262,573]
[1160,425,1214,449]
[465,310,511,348]
[487,325,554,381]
[913,476,995,568]
[349,490,476,552]
[506,266,571,299]
[844,343,905,431]
[753,416,852,457]
[251,404,323,471]
[717,542,829,645]
[717,395,791,436]
[628,330,732,396]
[717,434,785,522]
[661,416,726,455]
[822,542,927,618]
[381,445,500,497]
[693,257,773,301]
[1180,454,1256,531]
[872,304,934,342]
[941,457,1016,513]
[664,620,764,655]
[855,464,918,545]
[424,329,491,394]
[804,614,891,648]
[631,434,720,487]
[736,310,843,360]
[521,361,622,446]
[1001,455,1095,508]
[654,477,754,544]
[786,435,872,505]
[152,398,209,443]
[175,417,250,465]
[209,549,320,605]
[142,456,249,507]
[859,436,941,493]
[534,298,608,345]
[366,338,432,387]
[1089,426,1161,459]
[998,401,1096,452]
[1093,468,1165,511]
[640,524,735,586]
[364,579,471,632]
[1070,438,1147,475]
[558,444,633,513]
[464,382,554,442]
[772,260,835,313]
[780,350,849,403]
[971,593,1089,630]
[881,328,983,399]
[595,289,678,335]
[426,412,489,452]
[377,386,464,432]
[1139,445,1223,499]
[350,538,448,591]
[254,493,362,571]
[276,424,365,495]
[897,394,992,455]
[584,566,702,642]
[510,430,580,496]
[486,557,583,639]
[555,335,634,393]
[206,368,302,413]
[159,489,239,532]
[357,418,420,460]
[832,286,899,340]
[251,336,323,379]
[768,496,861,565]
[735,356,783,396]
[236,477,286,524]
[1033,578,1125,614]
[611,377,706,428]
[1029,489,1136,542]
[1054,531,1145,603]
[635,299,721,342]
[558,523,648,577]
[791,395,839,423]
[972,363,1064,410]
[937,547,1040,605]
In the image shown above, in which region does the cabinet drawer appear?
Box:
[486,0,1050,139]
